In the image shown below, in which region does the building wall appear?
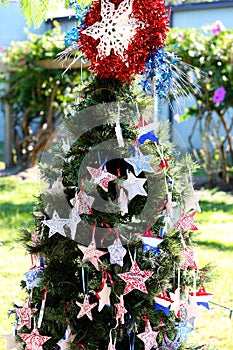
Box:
[167,1,233,149]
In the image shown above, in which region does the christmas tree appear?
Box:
[5,1,214,349]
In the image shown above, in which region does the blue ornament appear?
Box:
[142,244,159,255]
[154,303,170,316]
[124,153,154,176]
[174,321,193,342]
[24,267,44,290]
[162,333,182,350]
[197,301,210,310]
[138,130,159,146]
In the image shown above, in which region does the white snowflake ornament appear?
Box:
[82,0,139,60]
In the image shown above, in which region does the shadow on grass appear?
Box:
[0,181,16,192]
[195,240,233,251]
[0,201,35,216]
[200,200,233,213]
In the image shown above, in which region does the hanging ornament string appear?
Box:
[37,285,48,328]
[82,266,89,296]
[100,222,118,247]
[153,76,158,123]
[115,103,125,148]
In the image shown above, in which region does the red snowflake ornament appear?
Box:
[118,260,153,295]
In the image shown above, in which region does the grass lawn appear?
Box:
[0,177,232,349]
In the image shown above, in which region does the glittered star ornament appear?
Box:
[122,172,147,201]
[2,333,22,350]
[15,298,37,329]
[118,188,128,216]
[76,295,97,321]
[107,238,127,266]
[174,321,193,342]
[68,206,81,240]
[114,294,127,324]
[18,327,51,350]
[184,296,201,321]
[124,153,154,176]
[42,210,70,238]
[24,266,43,290]
[82,0,139,60]
[118,260,153,295]
[174,211,198,231]
[56,325,77,350]
[137,319,159,350]
[189,285,214,309]
[139,229,163,254]
[87,165,117,192]
[161,334,182,350]
[183,183,201,213]
[169,288,182,317]
[183,246,199,271]
[70,189,95,215]
[78,240,107,270]
[154,292,173,316]
[96,283,111,311]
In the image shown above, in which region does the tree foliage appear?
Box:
[167,24,233,187]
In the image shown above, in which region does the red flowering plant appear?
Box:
[166,22,233,188]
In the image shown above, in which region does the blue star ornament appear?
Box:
[24,267,44,290]
[174,321,193,342]
[43,210,70,238]
[124,153,154,176]
[107,238,127,267]
[161,333,182,350]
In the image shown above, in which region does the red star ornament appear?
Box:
[174,211,198,231]
[118,260,153,295]
[76,295,97,321]
[114,294,127,324]
[87,165,117,192]
[18,327,51,350]
[137,320,159,350]
[183,246,199,271]
[78,240,107,271]
[15,298,37,330]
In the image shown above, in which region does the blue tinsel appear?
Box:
[140,48,179,99]
[64,2,90,47]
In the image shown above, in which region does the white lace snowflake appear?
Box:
[82,0,140,60]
